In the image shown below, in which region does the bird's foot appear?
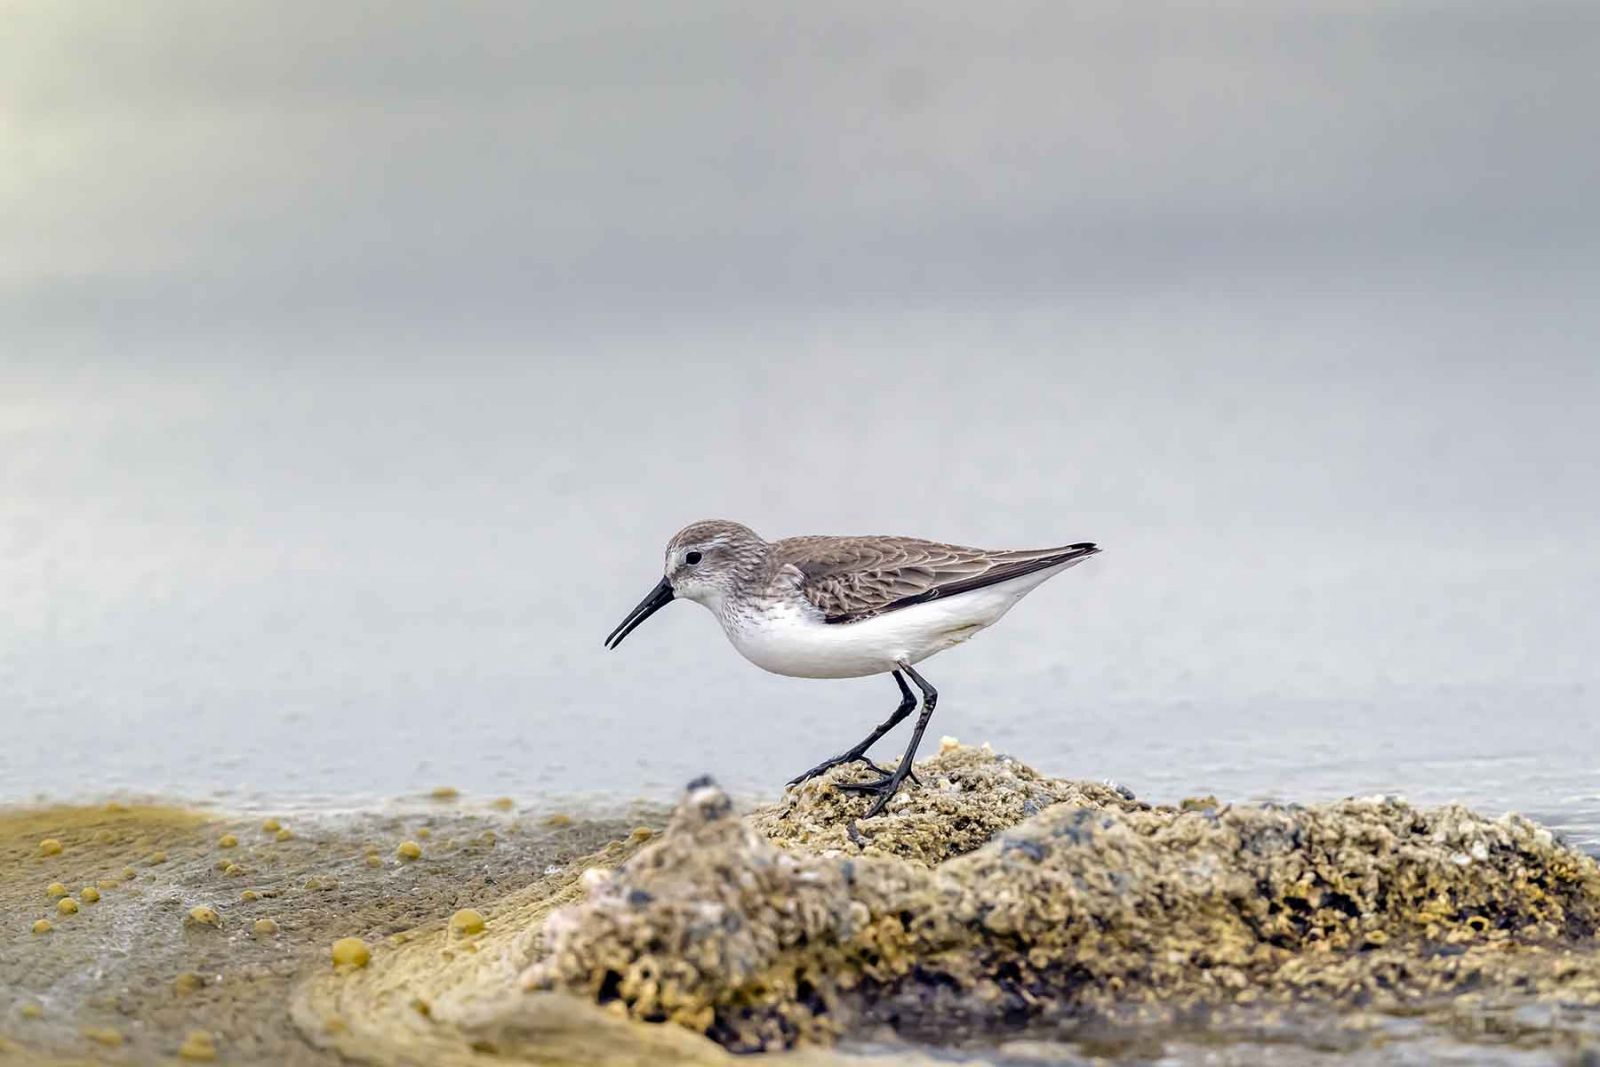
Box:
[787,752,890,788]
[835,765,918,818]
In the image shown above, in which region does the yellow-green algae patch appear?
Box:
[1,798,660,1066]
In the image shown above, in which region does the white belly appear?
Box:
[721,561,1078,679]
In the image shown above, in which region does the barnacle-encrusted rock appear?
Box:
[751,742,1141,865]
[528,746,1600,1052]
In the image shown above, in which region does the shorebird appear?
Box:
[604,520,1100,816]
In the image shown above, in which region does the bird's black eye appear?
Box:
[685,551,702,566]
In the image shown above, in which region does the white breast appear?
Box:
[719,560,1081,679]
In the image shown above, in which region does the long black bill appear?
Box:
[604,577,675,650]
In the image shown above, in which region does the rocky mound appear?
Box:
[526,744,1600,1053]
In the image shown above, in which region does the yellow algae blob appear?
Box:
[80,886,101,903]
[173,972,205,996]
[57,897,80,915]
[364,853,382,868]
[121,866,136,880]
[20,1003,43,1020]
[331,936,371,969]
[448,908,486,936]
[240,889,259,902]
[148,850,168,864]
[82,1026,124,1047]
[396,841,422,861]
[178,1030,218,1061]
[187,905,220,927]
[38,838,63,855]
[218,833,238,849]
[430,786,460,800]
[491,796,514,811]
[46,881,68,898]
[223,863,244,877]
[415,826,432,839]
[275,827,295,842]
[97,878,120,891]
[543,813,573,828]
[630,826,655,843]
[252,917,279,938]
[31,919,52,934]
[261,817,282,832]
[93,828,116,844]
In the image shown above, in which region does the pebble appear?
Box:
[240,890,260,902]
[261,817,282,832]
[57,897,79,915]
[46,882,68,898]
[218,833,238,849]
[82,1027,123,1047]
[32,919,52,934]
[276,828,295,842]
[252,917,279,938]
[187,905,220,927]
[80,886,101,904]
[396,841,422,861]
[38,838,63,856]
[178,1029,218,1061]
[449,908,486,936]
[331,936,371,969]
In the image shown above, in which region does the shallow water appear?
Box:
[3,287,1598,854]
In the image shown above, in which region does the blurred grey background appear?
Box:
[2,3,1596,839]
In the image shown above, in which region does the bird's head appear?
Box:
[604,520,766,649]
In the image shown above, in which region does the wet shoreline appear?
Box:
[4,748,1599,1066]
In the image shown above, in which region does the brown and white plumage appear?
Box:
[604,519,1102,816]
[613,519,1099,678]
[773,535,1099,624]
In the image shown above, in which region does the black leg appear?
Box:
[786,671,918,787]
[835,662,938,818]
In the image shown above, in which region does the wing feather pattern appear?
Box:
[773,536,1099,624]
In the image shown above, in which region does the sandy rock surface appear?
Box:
[531,745,1600,1055]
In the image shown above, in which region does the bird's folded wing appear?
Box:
[775,537,1098,624]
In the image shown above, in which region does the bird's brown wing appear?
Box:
[772,536,1098,624]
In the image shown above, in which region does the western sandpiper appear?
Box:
[605,520,1100,816]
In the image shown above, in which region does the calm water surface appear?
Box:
[3,294,1596,852]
